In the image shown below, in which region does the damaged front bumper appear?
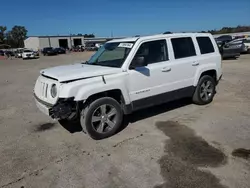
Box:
[34,94,77,120]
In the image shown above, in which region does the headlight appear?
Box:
[51,84,57,98]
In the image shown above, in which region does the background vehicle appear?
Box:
[0,50,5,56]
[71,45,85,52]
[217,40,242,59]
[85,43,98,51]
[22,49,37,59]
[216,35,233,43]
[15,49,24,58]
[42,47,57,56]
[228,38,250,53]
[54,47,66,54]
[33,51,40,57]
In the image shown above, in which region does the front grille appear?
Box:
[34,76,58,105]
[38,81,49,99]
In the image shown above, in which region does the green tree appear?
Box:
[205,25,250,34]
[7,26,28,48]
[0,26,7,44]
[84,34,95,38]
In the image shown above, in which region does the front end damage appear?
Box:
[49,98,79,120]
[34,93,79,120]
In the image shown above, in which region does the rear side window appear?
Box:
[197,37,215,54]
[171,37,196,59]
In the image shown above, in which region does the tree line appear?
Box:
[0,25,28,48]
[201,25,250,35]
[0,25,96,49]
[76,33,95,38]
[1,25,249,48]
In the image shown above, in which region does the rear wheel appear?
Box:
[80,97,123,140]
[192,75,216,105]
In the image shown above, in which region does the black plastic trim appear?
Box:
[41,74,58,81]
[132,86,195,111]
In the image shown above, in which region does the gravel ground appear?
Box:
[0,53,249,188]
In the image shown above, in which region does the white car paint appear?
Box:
[34,33,222,117]
[243,38,250,51]
[41,64,123,82]
[22,49,35,59]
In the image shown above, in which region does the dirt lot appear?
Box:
[0,53,250,188]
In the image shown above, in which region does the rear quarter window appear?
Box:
[196,37,215,54]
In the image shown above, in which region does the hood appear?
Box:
[40,63,122,82]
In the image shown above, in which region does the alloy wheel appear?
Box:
[200,80,214,101]
[91,104,118,133]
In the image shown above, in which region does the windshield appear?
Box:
[23,50,32,52]
[86,42,134,68]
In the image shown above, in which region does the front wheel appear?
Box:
[80,97,123,140]
[192,75,216,105]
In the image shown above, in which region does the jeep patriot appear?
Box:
[34,33,222,139]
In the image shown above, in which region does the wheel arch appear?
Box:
[194,66,217,86]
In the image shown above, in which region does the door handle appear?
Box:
[161,67,171,72]
[192,62,199,66]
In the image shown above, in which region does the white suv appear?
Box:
[34,33,222,139]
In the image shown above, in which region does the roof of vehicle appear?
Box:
[109,33,213,43]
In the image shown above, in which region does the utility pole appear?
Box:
[48,36,51,47]
[69,32,72,49]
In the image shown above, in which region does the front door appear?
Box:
[127,39,171,110]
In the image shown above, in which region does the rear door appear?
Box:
[165,36,199,90]
[194,35,220,78]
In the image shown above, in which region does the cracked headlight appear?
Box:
[51,84,57,98]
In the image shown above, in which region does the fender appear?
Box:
[193,63,217,86]
[59,73,131,105]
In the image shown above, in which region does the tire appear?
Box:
[80,97,123,140]
[192,75,216,105]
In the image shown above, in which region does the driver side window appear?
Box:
[131,40,168,67]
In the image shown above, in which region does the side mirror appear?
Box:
[130,56,147,69]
